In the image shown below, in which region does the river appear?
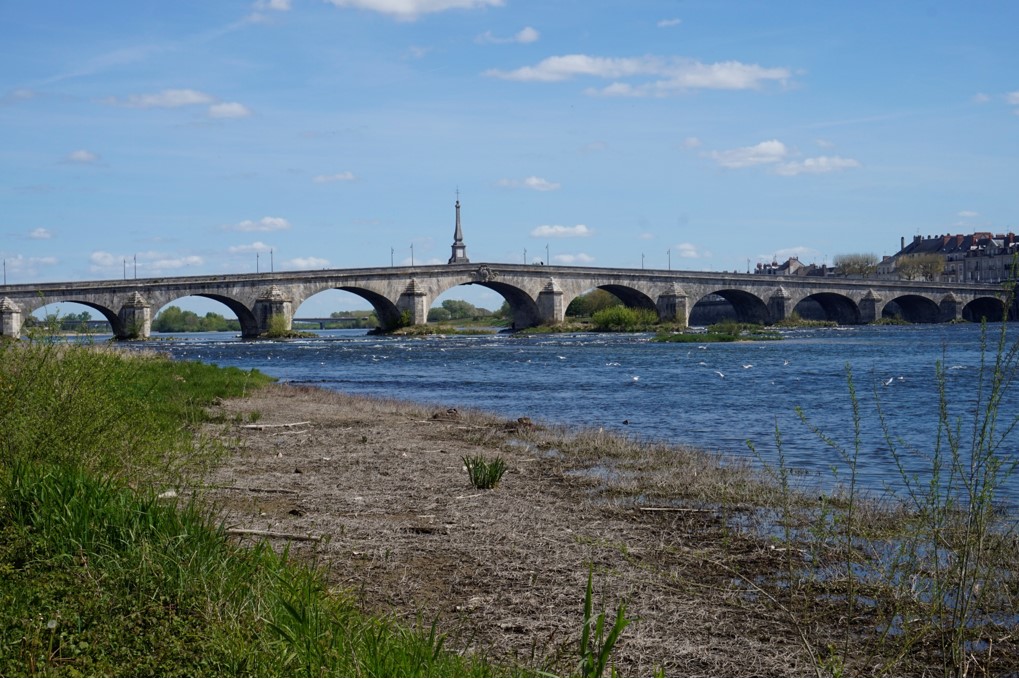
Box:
[125,323,1019,503]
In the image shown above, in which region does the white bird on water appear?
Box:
[631,375,640,382]
[884,377,894,386]
[714,370,725,378]
[742,363,753,369]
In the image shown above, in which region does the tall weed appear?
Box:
[750,312,1019,675]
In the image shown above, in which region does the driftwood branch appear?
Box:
[225,528,321,542]
[240,421,311,430]
[203,485,298,494]
[637,507,712,513]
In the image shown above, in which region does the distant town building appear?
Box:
[755,256,831,277]
[877,233,1019,283]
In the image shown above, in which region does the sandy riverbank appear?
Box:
[198,383,817,676]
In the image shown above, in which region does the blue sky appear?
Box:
[2,0,1017,315]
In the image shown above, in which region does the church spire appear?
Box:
[448,191,469,264]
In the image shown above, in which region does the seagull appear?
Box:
[631,375,640,382]
[742,363,753,369]
[884,377,894,386]
[714,370,725,378]
[783,359,790,366]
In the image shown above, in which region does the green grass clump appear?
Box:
[590,306,659,332]
[463,454,508,489]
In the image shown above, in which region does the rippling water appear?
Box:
[130,323,1019,500]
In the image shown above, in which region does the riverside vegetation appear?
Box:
[0,339,497,676]
[3,306,1019,675]
[0,336,632,677]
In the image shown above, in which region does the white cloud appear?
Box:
[324,0,503,21]
[477,26,539,44]
[498,176,560,191]
[760,246,821,261]
[229,241,273,254]
[531,224,591,238]
[972,92,991,104]
[286,256,330,269]
[103,89,251,120]
[553,253,594,264]
[774,155,860,176]
[1006,91,1019,105]
[313,171,357,183]
[682,136,701,149]
[67,149,99,164]
[815,138,835,149]
[957,210,979,218]
[228,216,292,232]
[148,255,203,270]
[208,102,252,119]
[90,251,118,267]
[90,250,202,273]
[707,139,788,168]
[486,54,791,96]
[257,0,291,9]
[639,232,654,240]
[674,242,704,258]
[107,88,215,109]
[5,254,58,274]
[1,88,37,105]
[29,227,52,239]
[657,18,681,27]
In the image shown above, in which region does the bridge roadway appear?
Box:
[0,262,1010,339]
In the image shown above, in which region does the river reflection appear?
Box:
[129,323,1019,502]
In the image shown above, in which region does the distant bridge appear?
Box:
[0,262,1011,340]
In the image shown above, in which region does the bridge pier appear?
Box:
[253,285,294,337]
[537,278,565,325]
[117,292,151,340]
[768,287,791,324]
[656,284,688,326]
[859,290,883,323]
[397,279,429,327]
[939,293,964,322]
[1,297,23,338]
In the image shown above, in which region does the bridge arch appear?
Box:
[962,296,1009,323]
[882,294,941,323]
[23,299,120,335]
[560,284,658,321]
[793,292,862,324]
[691,289,771,325]
[150,293,261,338]
[456,281,542,329]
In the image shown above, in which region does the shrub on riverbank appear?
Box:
[590,306,659,331]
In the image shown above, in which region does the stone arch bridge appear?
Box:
[0,263,1011,339]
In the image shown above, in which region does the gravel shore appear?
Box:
[199,383,814,676]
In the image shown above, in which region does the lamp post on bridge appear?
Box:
[410,243,414,267]
[667,249,671,271]
[546,243,549,266]
[641,253,645,269]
